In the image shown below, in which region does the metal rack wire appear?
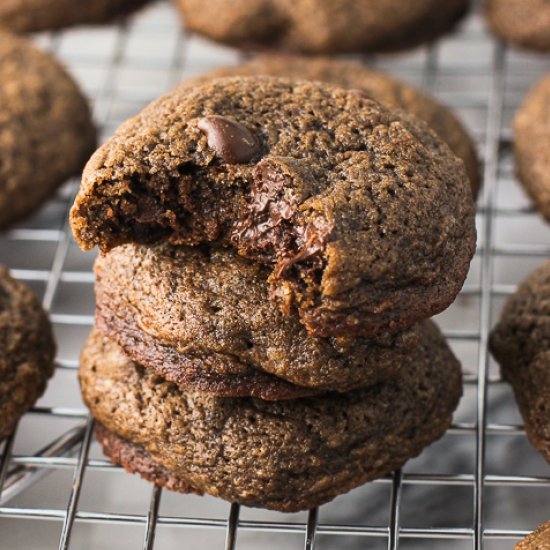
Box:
[0,2,549,549]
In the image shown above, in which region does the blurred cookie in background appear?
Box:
[0,31,96,229]
[486,0,550,52]
[514,73,550,221]
[174,0,470,55]
[0,0,153,34]
[490,260,550,465]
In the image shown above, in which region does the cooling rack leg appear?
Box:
[388,469,403,550]
[224,502,240,550]
[304,507,319,550]
[0,424,86,506]
[0,429,18,498]
[58,418,94,550]
[142,485,162,550]
[474,42,507,550]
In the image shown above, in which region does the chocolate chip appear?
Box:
[198,115,259,164]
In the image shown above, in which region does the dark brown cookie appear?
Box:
[95,243,421,397]
[490,260,550,463]
[0,0,152,34]
[71,77,476,337]
[174,0,469,54]
[80,321,462,512]
[515,519,550,549]
[486,0,550,52]
[0,265,56,441]
[514,73,550,221]
[190,56,480,197]
[0,32,96,229]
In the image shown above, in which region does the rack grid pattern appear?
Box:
[0,2,549,549]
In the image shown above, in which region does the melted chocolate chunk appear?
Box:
[276,218,333,277]
[231,158,295,262]
[197,115,260,164]
[232,157,333,278]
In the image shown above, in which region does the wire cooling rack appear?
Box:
[0,2,549,549]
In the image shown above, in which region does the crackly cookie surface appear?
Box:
[0,32,96,228]
[0,265,56,441]
[95,244,421,397]
[490,260,550,463]
[486,0,550,52]
[0,0,152,34]
[174,0,469,54]
[190,55,480,196]
[515,519,550,549]
[71,77,476,336]
[514,73,550,221]
[81,321,462,512]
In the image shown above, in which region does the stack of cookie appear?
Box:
[71,75,475,511]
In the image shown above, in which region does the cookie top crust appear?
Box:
[0,31,96,228]
[95,243,421,396]
[190,55,480,196]
[71,76,476,336]
[174,0,469,54]
[0,265,56,441]
[80,320,462,512]
[0,0,152,34]
[514,73,550,221]
[486,0,550,52]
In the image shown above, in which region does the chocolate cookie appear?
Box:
[0,266,56,441]
[516,519,550,549]
[514,73,550,221]
[486,0,550,52]
[190,56,480,197]
[0,0,152,34]
[95,243,421,397]
[0,32,96,229]
[174,0,469,54]
[490,260,550,463]
[80,321,462,512]
[71,77,476,337]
